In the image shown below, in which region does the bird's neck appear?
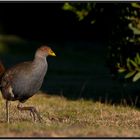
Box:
[31,56,48,81]
[33,55,47,66]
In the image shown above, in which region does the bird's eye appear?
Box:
[41,48,47,51]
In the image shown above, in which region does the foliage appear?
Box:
[116,3,140,82]
[118,53,140,82]
[63,2,140,82]
[63,3,96,22]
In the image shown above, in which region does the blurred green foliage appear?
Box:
[63,3,96,22]
[116,3,140,82]
[63,3,94,21]
[118,53,140,82]
[0,35,27,54]
[63,2,140,82]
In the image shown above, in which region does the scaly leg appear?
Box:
[17,103,42,122]
[6,100,9,123]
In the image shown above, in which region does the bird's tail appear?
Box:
[0,61,5,89]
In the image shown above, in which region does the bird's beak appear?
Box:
[49,50,56,56]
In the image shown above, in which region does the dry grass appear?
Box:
[0,92,140,137]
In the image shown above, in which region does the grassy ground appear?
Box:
[0,92,140,137]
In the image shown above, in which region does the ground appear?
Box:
[0,92,140,137]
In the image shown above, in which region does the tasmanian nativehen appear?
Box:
[0,46,56,123]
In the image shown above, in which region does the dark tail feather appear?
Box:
[0,61,5,89]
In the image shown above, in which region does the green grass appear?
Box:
[0,92,140,137]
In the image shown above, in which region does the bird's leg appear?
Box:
[6,100,9,123]
[17,103,42,122]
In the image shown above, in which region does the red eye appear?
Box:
[39,46,51,52]
[42,48,46,51]
[41,47,48,51]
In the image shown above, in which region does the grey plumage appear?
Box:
[2,59,47,102]
[0,46,56,123]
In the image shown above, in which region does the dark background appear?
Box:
[0,2,112,41]
[0,2,140,106]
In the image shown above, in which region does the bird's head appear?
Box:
[35,46,56,58]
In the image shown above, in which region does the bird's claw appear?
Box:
[29,107,43,123]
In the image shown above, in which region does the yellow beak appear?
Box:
[49,51,56,56]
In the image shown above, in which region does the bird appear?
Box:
[0,45,56,123]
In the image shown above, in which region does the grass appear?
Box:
[0,92,139,137]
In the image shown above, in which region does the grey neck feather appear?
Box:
[33,55,48,69]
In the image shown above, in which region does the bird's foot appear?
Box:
[17,103,43,123]
[29,107,43,123]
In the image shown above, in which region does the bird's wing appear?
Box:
[1,61,32,86]
[1,61,33,100]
